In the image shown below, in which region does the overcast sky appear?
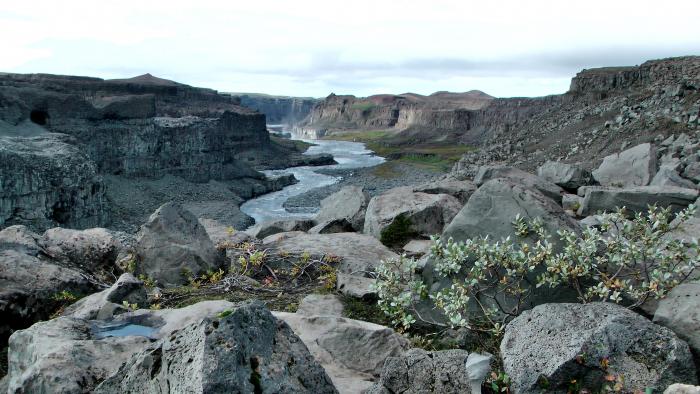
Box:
[2,0,699,98]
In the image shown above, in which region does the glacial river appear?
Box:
[239,135,385,224]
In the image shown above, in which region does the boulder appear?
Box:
[364,187,462,244]
[0,250,95,345]
[337,272,377,299]
[247,218,315,239]
[97,301,337,394]
[651,167,698,189]
[435,179,581,324]
[654,282,700,365]
[443,178,580,246]
[62,273,148,320]
[308,218,355,234]
[666,384,700,394]
[7,316,151,394]
[413,179,477,204]
[39,227,124,275]
[274,311,409,393]
[314,186,370,231]
[264,232,399,275]
[0,225,40,255]
[134,202,224,287]
[402,239,433,256]
[501,302,697,393]
[367,348,471,394]
[578,186,699,217]
[685,162,700,183]
[296,294,345,317]
[474,165,564,202]
[562,193,583,212]
[592,142,657,187]
[537,161,591,190]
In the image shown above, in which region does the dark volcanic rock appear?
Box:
[236,93,318,124]
[0,133,107,231]
[501,302,697,393]
[135,202,224,287]
[0,250,96,346]
[95,301,338,394]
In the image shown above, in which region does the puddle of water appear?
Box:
[92,323,157,340]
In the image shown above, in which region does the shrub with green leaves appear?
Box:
[375,204,699,334]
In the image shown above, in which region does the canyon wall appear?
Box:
[0,73,309,230]
[298,57,700,173]
[235,93,318,124]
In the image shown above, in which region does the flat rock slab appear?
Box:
[579,186,699,216]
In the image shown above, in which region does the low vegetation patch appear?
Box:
[376,204,699,333]
[158,240,340,312]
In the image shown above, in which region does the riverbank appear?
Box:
[283,161,444,213]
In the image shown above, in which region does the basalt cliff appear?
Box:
[0,73,328,231]
[298,57,700,174]
[294,90,494,138]
[232,93,318,125]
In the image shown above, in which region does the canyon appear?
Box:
[0,73,332,232]
[296,56,700,175]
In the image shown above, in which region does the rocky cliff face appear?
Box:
[0,134,106,230]
[0,73,316,231]
[297,91,493,137]
[296,56,699,174]
[234,93,318,124]
[452,56,700,175]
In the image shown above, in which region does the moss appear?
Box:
[380,214,418,247]
[340,296,391,326]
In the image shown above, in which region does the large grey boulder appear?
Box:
[654,282,700,365]
[247,218,315,239]
[364,187,462,243]
[0,250,95,345]
[578,186,699,217]
[367,348,471,394]
[537,160,591,190]
[97,301,337,394]
[651,167,699,189]
[274,310,409,393]
[39,227,124,275]
[413,179,477,204]
[592,142,657,187]
[435,179,581,324]
[0,225,41,255]
[135,202,224,287]
[443,178,579,246]
[314,186,370,231]
[501,302,697,393]
[474,165,564,202]
[6,300,235,393]
[6,317,151,394]
[62,273,147,320]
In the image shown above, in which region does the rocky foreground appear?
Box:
[2,128,700,392]
[2,56,700,393]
